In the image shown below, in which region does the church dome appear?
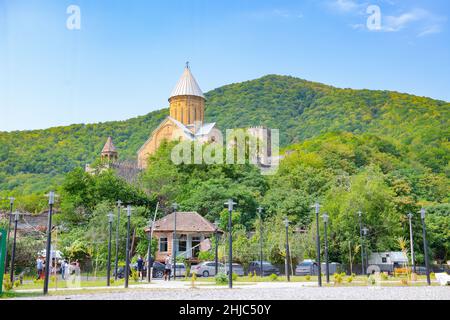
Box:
[169,63,205,100]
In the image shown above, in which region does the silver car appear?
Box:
[191,261,224,277]
[225,263,245,276]
[173,263,186,277]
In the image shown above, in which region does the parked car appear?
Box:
[124,261,166,279]
[172,263,187,278]
[191,261,224,277]
[225,263,245,276]
[248,261,280,276]
[295,260,341,276]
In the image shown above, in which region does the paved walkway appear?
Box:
[12,280,450,300]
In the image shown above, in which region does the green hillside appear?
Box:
[0,75,448,194]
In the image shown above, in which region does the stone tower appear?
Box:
[101,136,118,162]
[169,62,205,126]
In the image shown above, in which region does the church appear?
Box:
[137,63,221,169]
[88,63,274,176]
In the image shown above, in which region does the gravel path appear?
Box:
[14,284,450,300]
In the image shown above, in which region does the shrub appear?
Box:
[333,273,343,285]
[346,276,353,283]
[3,278,13,291]
[430,272,436,280]
[305,275,311,281]
[215,272,228,285]
[232,273,238,281]
[368,275,376,285]
[400,278,408,286]
[110,278,115,284]
[14,280,21,288]
[131,269,139,282]
[269,273,278,281]
[381,272,389,281]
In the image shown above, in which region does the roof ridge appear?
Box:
[169,65,205,99]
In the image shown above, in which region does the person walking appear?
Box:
[36,256,44,280]
[164,255,172,281]
[137,255,144,281]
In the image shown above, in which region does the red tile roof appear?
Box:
[145,212,220,233]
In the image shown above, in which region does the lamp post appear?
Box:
[124,205,132,288]
[420,208,431,286]
[114,200,122,281]
[257,206,264,277]
[171,203,178,280]
[362,227,369,272]
[4,197,14,273]
[214,220,219,275]
[9,212,19,283]
[225,199,236,288]
[147,220,153,283]
[407,213,416,274]
[43,191,55,295]
[357,210,365,275]
[284,217,291,282]
[312,202,322,287]
[322,213,330,284]
[106,212,114,287]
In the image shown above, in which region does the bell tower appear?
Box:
[101,136,118,162]
[169,62,205,126]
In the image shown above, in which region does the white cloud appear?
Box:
[328,0,367,14]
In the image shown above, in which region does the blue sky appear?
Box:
[0,0,449,131]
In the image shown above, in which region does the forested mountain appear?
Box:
[0,74,448,194]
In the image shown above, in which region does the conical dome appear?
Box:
[169,63,205,100]
[102,136,117,154]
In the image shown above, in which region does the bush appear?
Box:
[430,272,436,280]
[333,272,345,285]
[305,275,311,281]
[346,276,353,283]
[400,278,408,286]
[269,273,278,281]
[131,269,139,282]
[14,280,21,288]
[381,272,389,281]
[368,275,376,285]
[3,278,13,291]
[232,273,238,281]
[215,272,228,285]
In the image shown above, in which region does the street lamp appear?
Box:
[362,227,369,272]
[284,217,291,282]
[44,191,55,295]
[214,220,219,275]
[124,205,132,288]
[322,213,330,284]
[407,213,416,274]
[106,212,114,287]
[114,200,122,281]
[172,203,179,280]
[225,199,236,288]
[4,197,14,274]
[357,210,365,275]
[9,212,19,283]
[257,206,264,277]
[311,202,322,287]
[147,220,154,283]
[420,208,431,286]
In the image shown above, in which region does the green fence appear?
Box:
[0,229,6,294]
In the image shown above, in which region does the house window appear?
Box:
[159,237,168,252]
[382,257,387,263]
[178,235,187,252]
[192,236,201,257]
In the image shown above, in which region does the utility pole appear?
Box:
[312,202,322,287]
[225,199,236,288]
[420,208,431,286]
[4,197,14,273]
[407,213,416,274]
[214,220,219,275]
[362,227,369,272]
[257,206,264,277]
[114,200,122,280]
[124,205,132,288]
[284,217,291,282]
[43,191,55,295]
[9,212,19,283]
[322,213,330,284]
[172,203,178,280]
[106,212,113,287]
[357,211,365,275]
